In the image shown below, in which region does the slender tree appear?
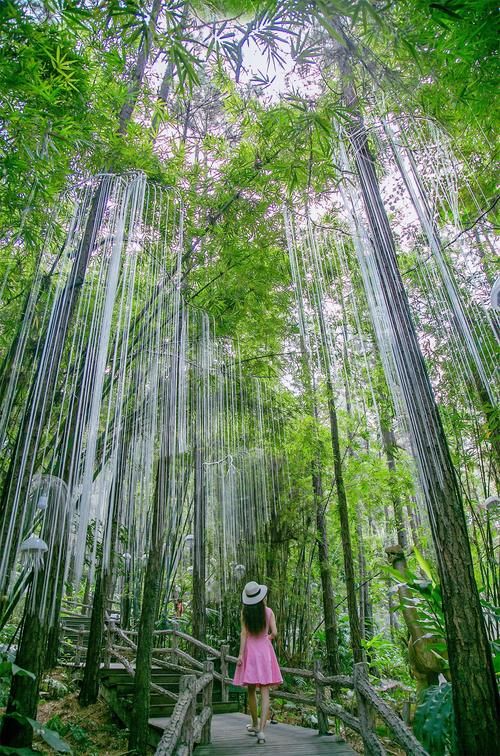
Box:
[335,40,500,754]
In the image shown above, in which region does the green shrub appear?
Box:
[414,683,457,755]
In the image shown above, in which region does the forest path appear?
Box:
[194,712,357,755]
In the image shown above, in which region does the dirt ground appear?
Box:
[36,691,129,755]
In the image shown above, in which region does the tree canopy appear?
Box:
[0,2,498,754]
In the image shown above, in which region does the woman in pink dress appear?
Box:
[233,581,283,744]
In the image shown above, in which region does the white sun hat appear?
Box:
[242,580,268,605]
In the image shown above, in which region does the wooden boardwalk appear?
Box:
[194,713,357,755]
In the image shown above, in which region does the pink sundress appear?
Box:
[233,606,283,687]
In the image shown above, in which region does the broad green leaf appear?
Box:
[413,546,434,582]
[26,718,72,754]
[11,664,36,680]
[493,650,500,674]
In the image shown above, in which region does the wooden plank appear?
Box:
[192,713,356,756]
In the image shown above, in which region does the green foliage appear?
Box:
[42,676,70,700]
[308,613,351,674]
[46,715,93,749]
[0,655,72,753]
[362,632,412,684]
[27,717,73,753]
[414,683,457,755]
[0,654,36,708]
[0,0,497,731]
[0,1,90,223]
[386,555,448,666]
[0,747,38,755]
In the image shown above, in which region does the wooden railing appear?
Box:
[60,625,89,665]
[270,660,428,756]
[154,661,214,756]
[102,624,428,756]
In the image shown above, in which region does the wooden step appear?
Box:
[61,615,92,624]
[102,671,183,686]
[103,667,182,682]
[100,681,242,749]
[107,675,229,692]
[149,703,175,715]
[147,699,240,716]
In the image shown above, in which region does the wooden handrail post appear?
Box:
[314,660,329,735]
[354,662,386,756]
[55,620,63,665]
[75,624,84,666]
[179,674,196,753]
[103,621,112,668]
[220,644,229,702]
[172,624,179,666]
[201,660,214,745]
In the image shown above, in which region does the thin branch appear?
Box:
[238,350,299,363]
[442,195,500,250]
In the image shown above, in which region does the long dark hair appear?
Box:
[242,600,266,635]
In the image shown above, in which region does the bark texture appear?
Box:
[312,459,340,675]
[339,47,500,754]
[128,459,166,754]
[192,441,206,651]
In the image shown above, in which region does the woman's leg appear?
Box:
[259,685,270,732]
[247,684,258,728]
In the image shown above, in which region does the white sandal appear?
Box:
[257,731,266,744]
[246,724,258,736]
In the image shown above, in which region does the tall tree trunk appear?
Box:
[381,425,408,550]
[79,427,127,706]
[0,585,47,747]
[313,289,363,665]
[0,497,69,747]
[192,440,206,649]
[118,0,163,133]
[311,456,340,675]
[298,329,340,675]
[79,564,110,706]
[325,375,363,665]
[128,456,167,754]
[128,287,183,753]
[337,45,500,754]
[0,179,106,591]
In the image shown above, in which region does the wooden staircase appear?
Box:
[55,618,427,756]
[59,612,92,665]
[100,665,242,748]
